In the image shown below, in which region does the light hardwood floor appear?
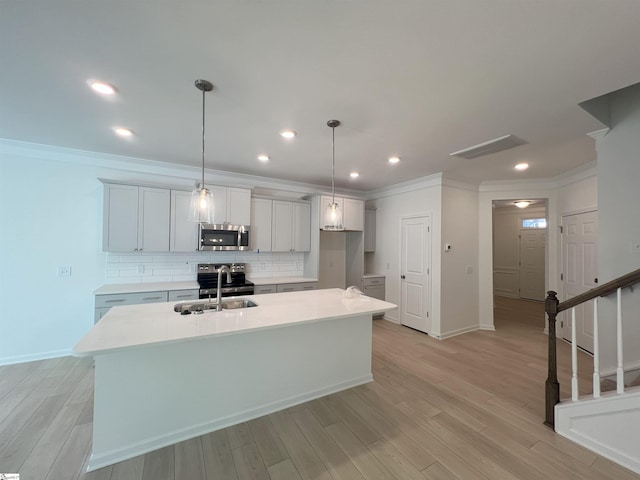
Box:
[1,298,638,480]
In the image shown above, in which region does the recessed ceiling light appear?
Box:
[113,127,134,137]
[514,201,531,208]
[515,162,529,171]
[280,129,296,139]
[88,80,117,95]
[350,172,359,178]
[389,156,400,164]
[258,154,270,162]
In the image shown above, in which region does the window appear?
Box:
[522,218,547,229]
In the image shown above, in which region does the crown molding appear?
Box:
[0,138,368,198]
[364,172,443,200]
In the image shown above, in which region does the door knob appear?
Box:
[594,278,598,284]
[401,275,406,279]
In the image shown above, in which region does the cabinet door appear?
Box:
[170,190,199,252]
[272,200,293,252]
[251,198,272,252]
[210,185,228,224]
[139,187,170,252]
[227,188,251,225]
[103,184,139,252]
[364,284,385,301]
[343,198,364,231]
[364,209,376,252]
[293,202,311,252]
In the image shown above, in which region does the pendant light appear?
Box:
[188,79,215,223]
[324,120,344,231]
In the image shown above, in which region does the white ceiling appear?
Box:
[2,1,638,192]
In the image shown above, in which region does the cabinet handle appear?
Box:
[175,294,193,298]
[105,299,126,303]
[143,296,163,301]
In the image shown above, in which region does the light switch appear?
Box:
[632,240,640,254]
[57,266,71,277]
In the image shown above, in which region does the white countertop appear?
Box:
[249,276,318,285]
[363,273,385,278]
[74,288,396,357]
[94,281,200,295]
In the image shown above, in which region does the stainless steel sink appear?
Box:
[174,298,258,315]
[221,299,258,310]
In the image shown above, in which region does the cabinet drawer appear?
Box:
[254,285,277,294]
[95,291,169,308]
[168,289,199,301]
[277,282,317,293]
[363,277,385,287]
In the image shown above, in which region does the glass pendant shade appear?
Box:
[324,200,343,231]
[189,186,214,223]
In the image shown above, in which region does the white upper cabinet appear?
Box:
[250,197,273,252]
[271,200,311,252]
[170,190,199,252]
[293,202,311,252]
[319,195,364,231]
[103,184,170,252]
[227,187,251,225]
[210,186,251,225]
[364,208,376,252]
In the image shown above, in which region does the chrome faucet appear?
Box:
[216,265,232,311]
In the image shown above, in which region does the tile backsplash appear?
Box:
[105,251,304,284]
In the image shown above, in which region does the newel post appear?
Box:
[544,290,560,428]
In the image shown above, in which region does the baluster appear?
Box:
[617,287,624,394]
[571,307,578,401]
[593,297,600,398]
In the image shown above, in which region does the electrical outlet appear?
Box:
[57,266,71,277]
[632,240,640,254]
[137,264,145,274]
[466,266,473,274]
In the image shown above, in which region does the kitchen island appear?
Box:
[73,288,396,471]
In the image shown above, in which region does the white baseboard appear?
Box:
[437,325,480,340]
[86,374,372,472]
[0,349,72,366]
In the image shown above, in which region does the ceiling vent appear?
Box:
[449,134,527,159]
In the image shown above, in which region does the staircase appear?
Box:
[544,268,640,475]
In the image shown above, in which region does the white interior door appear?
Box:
[400,216,431,333]
[519,229,546,301]
[562,210,598,353]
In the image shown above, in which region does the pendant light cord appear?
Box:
[331,125,336,204]
[201,87,206,189]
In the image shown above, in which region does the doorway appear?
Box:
[400,215,432,334]
[560,210,598,353]
[492,200,547,302]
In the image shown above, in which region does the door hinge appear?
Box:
[561,320,564,328]
[428,226,430,232]
[427,268,429,274]
[427,311,429,318]
[561,273,564,281]
[560,226,563,234]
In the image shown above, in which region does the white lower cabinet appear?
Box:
[363,276,385,300]
[254,284,277,294]
[277,282,317,293]
[94,290,175,323]
[168,289,200,302]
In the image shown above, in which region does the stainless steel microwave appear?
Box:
[199,224,250,251]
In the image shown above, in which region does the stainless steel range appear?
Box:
[197,263,254,300]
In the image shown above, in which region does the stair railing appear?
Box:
[544,268,640,428]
